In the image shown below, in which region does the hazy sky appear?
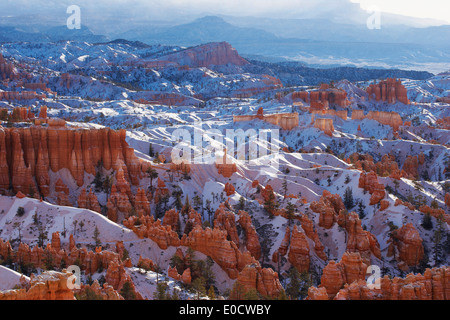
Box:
[1,0,449,24]
[351,0,450,23]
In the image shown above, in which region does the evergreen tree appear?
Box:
[207,285,216,300]
[286,267,301,299]
[421,213,433,230]
[343,187,354,210]
[93,226,101,247]
[120,281,136,300]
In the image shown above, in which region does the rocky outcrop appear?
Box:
[214,204,239,245]
[389,223,424,268]
[359,171,386,205]
[76,281,123,300]
[330,267,450,300]
[351,110,403,131]
[310,190,345,229]
[224,182,235,197]
[401,155,419,180]
[235,263,284,299]
[233,107,299,130]
[366,78,409,105]
[337,211,381,264]
[0,270,75,300]
[77,189,101,213]
[123,215,180,250]
[162,42,249,68]
[0,125,146,201]
[162,209,180,232]
[311,252,368,299]
[314,118,334,136]
[293,87,350,109]
[287,225,310,273]
[238,210,261,260]
[348,153,401,179]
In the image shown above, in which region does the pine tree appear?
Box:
[343,187,354,210]
[149,143,154,157]
[93,226,101,247]
[286,267,301,299]
[120,281,136,300]
[207,285,216,300]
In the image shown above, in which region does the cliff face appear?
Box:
[0,124,145,199]
[293,87,350,109]
[235,263,284,299]
[310,190,345,229]
[311,252,368,299]
[366,78,409,105]
[314,118,335,136]
[348,153,401,180]
[358,171,386,205]
[329,266,450,300]
[338,211,381,264]
[389,223,424,268]
[351,110,403,131]
[162,42,249,68]
[0,270,75,300]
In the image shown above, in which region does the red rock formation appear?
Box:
[77,189,101,213]
[401,155,419,180]
[238,210,261,260]
[162,42,249,68]
[287,225,310,273]
[224,182,235,197]
[314,118,334,136]
[293,88,349,109]
[76,281,123,300]
[366,78,409,105]
[235,263,284,298]
[389,223,424,268]
[51,232,61,251]
[324,266,450,300]
[0,125,145,201]
[233,108,299,130]
[162,209,180,232]
[337,211,381,264]
[181,226,256,279]
[214,204,239,245]
[298,214,327,261]
[0,270,75,300]
[310,190,345,229]
[445,193,450,208]
[380,200,389,211]
[351,110,403,131]
[359,171,386,205]
[123,215,180,250]
[154,178,169,203]
[312,252,368,299]
[134,188,151,217]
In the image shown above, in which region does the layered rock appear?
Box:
[366,78,409,105]
[314,118,334,136]
[389,223,424,268]
[401,155,419,180]
[351,110,403,131]
[162,42,249,68]
[330,267,450,300]
[337,211,381,264]
[233,107,299,130]
[359,171,386,205]
[287,225,311,273]
[0,270,75,300]
[0,125,145,199]
[238,210,261,260]
[235,263,284,299]
[311,252,368,299]
[310,190,345,229]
